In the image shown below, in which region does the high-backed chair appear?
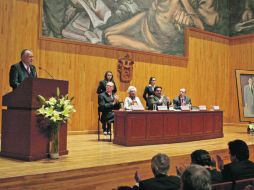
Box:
[212,181,233,190]
[234,178,254,190]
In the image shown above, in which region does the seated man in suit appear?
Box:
[216,139,254,181]
[147,86,170,110]
[181,164,212,190]
[133,153,180,190]
[9,49,37,89]
[98,81,121,135]
[173,88,191,110]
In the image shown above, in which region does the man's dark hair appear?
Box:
[20,49,30,58]
[228,139,249,161]
[154,86,162,92]
[149,77,156,84]
[181,164,211,190]
[191,149,212,166]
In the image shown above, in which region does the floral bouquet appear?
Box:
[36,87,76,158]
[37,87,76,125]
[247,123,254,135]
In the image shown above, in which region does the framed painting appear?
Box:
[236,70,254,122]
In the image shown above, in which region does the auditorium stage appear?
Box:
[0,125,254,190]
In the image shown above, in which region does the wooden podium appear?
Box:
[1,78,69,161]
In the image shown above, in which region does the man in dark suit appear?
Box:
[98,81,121,135]
[9,49,37,89]
[133,153,180,190]
[173,88,191,110]
[217,139,254,181]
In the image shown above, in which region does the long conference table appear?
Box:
[113,110,223,146]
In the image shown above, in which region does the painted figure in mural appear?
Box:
[244,77,254,117]
[42,0,140,40]
[233,0,254,34]
[42,0,70,38]
[104,0,220,55]
[242,0,254,22]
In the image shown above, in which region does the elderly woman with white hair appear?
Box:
[124,86,144,110]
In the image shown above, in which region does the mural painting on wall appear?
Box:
[43,0,253,56]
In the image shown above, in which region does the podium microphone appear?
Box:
[39,66,55,79]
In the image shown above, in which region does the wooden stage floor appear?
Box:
[0,125,254,190]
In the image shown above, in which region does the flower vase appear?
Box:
[49,124,60,159]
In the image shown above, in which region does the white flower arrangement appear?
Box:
[248,124,254,130]
[37,87,76,126]
[248,123,254,135]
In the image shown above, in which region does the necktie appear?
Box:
[27,66,31,74]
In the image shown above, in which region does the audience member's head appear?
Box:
[104,71,114,81]
[228,139,249,162]
[181,164,211,190]
[151,153,170,176]
[191,149,212,167]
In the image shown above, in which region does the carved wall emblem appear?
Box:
[117,54,134,83]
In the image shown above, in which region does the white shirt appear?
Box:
[22,62,30,73]
[124,96,144,110]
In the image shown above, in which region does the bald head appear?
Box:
[21,49,33,65]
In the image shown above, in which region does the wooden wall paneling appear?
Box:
[2,0,254,132]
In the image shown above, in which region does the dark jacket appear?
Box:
[147,95,170,110]
[143,85,155,105]
[97,80,117,94]
[222,160,254,181]
[9,61,37,89]
[173,96,191,109]
[133,174,180,190]
[98,92,120,123]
